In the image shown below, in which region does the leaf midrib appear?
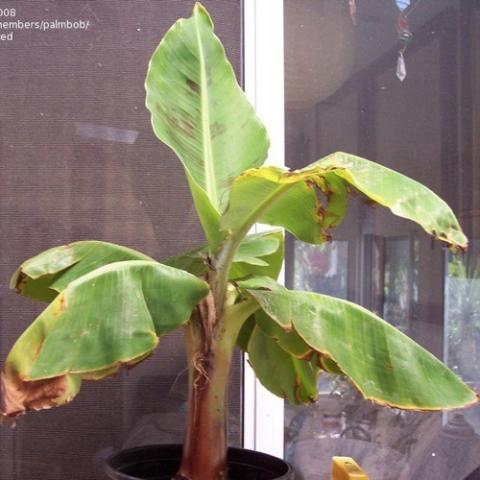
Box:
[194,12,218,209]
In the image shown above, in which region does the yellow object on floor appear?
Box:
[331,456,369,479]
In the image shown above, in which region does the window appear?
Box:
[284,1,480,478]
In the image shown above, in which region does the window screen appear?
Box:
[0,1,243,479]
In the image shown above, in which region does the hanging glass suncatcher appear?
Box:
[395,0,411,10]
[343,0,416,81]
[395,0,413,82]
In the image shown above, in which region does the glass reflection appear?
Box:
[284,0,480,478]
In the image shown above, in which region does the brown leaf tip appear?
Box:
[14,271,28,294]
[1,372,70,418]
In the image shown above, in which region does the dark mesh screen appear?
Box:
[0,1,243,478]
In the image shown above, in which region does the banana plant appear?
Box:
[1,3,478,480]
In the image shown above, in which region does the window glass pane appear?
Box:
[293,241,348,298]
[0,2,242,479]
[445,241,480,383]
[284,1,480,478]
[383,236,418,332]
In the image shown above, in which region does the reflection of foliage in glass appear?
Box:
[445,241,480,382]
[383,237,410,332]
[294,240,348,299]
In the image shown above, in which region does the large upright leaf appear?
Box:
[241,283,478,410]
[186,170,224,249]
[1,261,208,417]
[221,152,467,250]
[10,241,153,302]
[145,3,269,242]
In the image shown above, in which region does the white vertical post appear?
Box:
[243,0,285,458]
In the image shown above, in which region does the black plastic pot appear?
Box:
[105,444,294,480]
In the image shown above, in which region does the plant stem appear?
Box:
[210,182,296,315]
[175,298,258,480]
[210,236,246,315]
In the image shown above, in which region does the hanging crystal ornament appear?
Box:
[395,0,411,11]
[396,51,407,81]
[396,11,412,81]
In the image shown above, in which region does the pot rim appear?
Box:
[105,443,294,480]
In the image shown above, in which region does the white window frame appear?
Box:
[243,0,285,458]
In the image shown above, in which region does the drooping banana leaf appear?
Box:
[236,281,343,373]
[247,326,319,405]
[145,3,269,247]
[240,281,478,410]
[318,356,344,375]
[162,244,208,278]
[10,241,153,302]
[235,291,319,405]
[236,315,256,352]
[254,310,312,359]
[221,152,467,250]
[1,261,208,417]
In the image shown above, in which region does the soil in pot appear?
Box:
[105,444,294,480]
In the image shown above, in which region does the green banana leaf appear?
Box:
[235,294,343,374]
[254,310,312,359]
[241,281,478,410]
[228,230,284,280]
[247,325,319,405]
[145,3,269,246]
[10,241,153,302]
[221,152,467,250]
[236,315,256,352]
[164,230,283,280]
[234,234,280,266]
[235,286,318,404]
[1,261,208,417]
[186,170,224,249]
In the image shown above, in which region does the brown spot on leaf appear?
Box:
[317,206,326,219]
[322,230,333,242]
[210,122,226,138]
[33,343,43,360]
[53,293,67,317]
[186,78,200,94]
[157,102,196,139]
[59,294,67,312]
